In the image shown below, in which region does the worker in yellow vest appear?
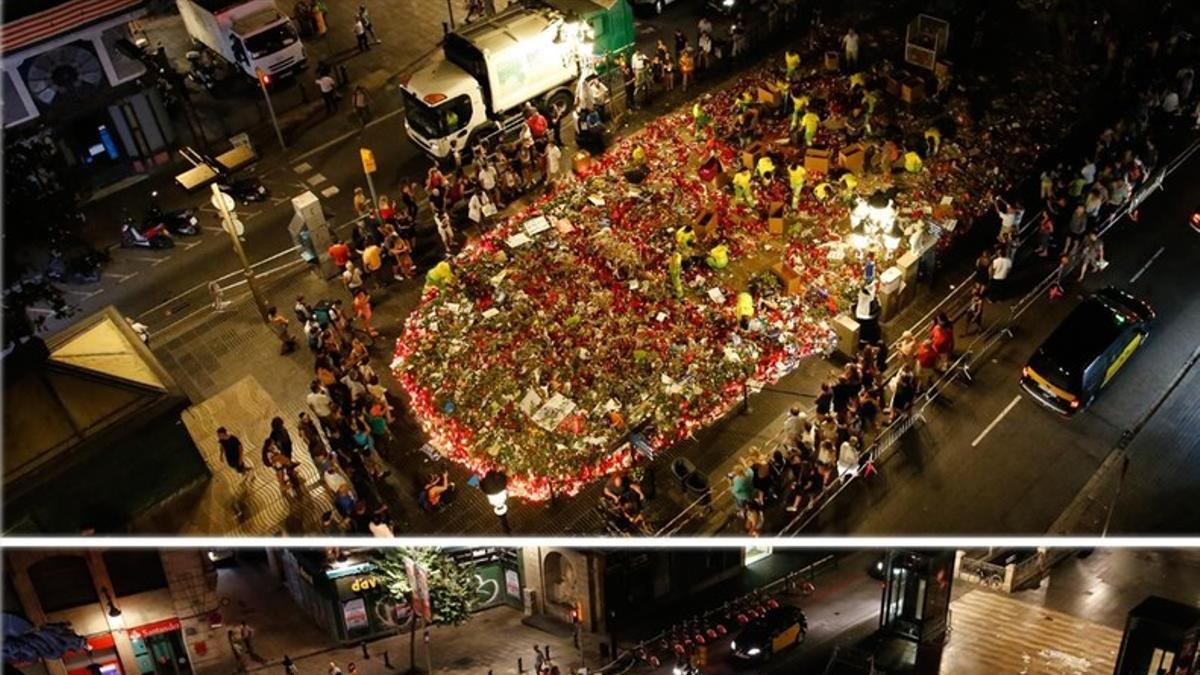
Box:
[669,252,683,298]
[736,291,755,329]
[788,164,807,209]
[904,151,924,173]
[849,72,866,90]
[813,182,834,202]
[692,102,711,136]
[800,111,820,146]
[734,90,755,114]
[789,93,810,131]
[675,224,696,256]
[923,126,942,156]
[755,155,776,181]
[733,169,755,206]
[425,260,455,288]
[706,244,729,269]
[839,172,859,199]
[632,145,647,166]
[785,51,800,79]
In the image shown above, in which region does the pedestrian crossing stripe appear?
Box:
[321,186,341,198]
[306,173,328,186]
[943,590,1122,674]
[292,162,313,174]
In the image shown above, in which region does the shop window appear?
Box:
[103,550,167,597]
[28,555,97,613]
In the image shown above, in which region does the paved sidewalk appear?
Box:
[202,558,600,675]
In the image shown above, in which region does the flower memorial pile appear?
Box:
[394,55,1085,501]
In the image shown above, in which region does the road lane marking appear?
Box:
[202,225,226,233]
[180,240,203,250]
[103,272,139,283]
[292,162,313,173]
[1129,246,1165,283]
[64,288,104,300]
[321,185,340,198]
[971,395,1022,447]
[306,173,328,186]
[129,255,171,266]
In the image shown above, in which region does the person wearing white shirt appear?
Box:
[435,209,455,253]
[989,249,1012,300]
[544,142,563,186]
[842,28,860,66]
[306,382,334,419]
[467,189,492,226]
[1080,160,1096,185]
[477,162,497,203]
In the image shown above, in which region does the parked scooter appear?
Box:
[214,172,269,203]
[185,50,217,92]
[145,190,199,236]
[121,212,174,249]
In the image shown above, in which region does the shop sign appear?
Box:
[348,575,381,593]
[343,598,369,630]
[505,569,521,598]
[128,618,182,640]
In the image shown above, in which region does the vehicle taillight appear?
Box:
[1022,367,1031,378]
[1069,399,1080,409]
[423,93,447,104]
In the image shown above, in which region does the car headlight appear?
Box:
[673,668,684,675]
[189,216,198,225]
[723,0,735,5]
[730,641,736,651]
[747,647,761,656]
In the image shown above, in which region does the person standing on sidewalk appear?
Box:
[358,5,379,44]
[228,630,248,672]
[238,621,257,657]
[353,15,369,52]
[353,86,370,126]
[267,306,298,354]
[842,28,860,67]
[219,427,252,476]
[317,73,338,113]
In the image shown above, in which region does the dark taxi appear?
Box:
[1020,288,1154,415]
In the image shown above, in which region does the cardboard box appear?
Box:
[694,208,719,240]
[934,59,952,79]
[772,261,804,296]
[838,143,866,174]
[824,51,840,71]
[767,201,786,234]
[757,87,780,107]
[804,147,832,175]
[741,141,764,170]
[885,74,903,96]
[901,78,925,104]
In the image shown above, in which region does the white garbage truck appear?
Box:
[399,4,602,160]
[176,0,307,80]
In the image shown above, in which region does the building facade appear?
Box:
[1,0,175,193]
[5,549,225,675]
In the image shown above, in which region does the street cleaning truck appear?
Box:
[400,0,635,160]
[176,0,307,80]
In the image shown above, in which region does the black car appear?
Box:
[730,606,807,663]
[1020,287,1154,415]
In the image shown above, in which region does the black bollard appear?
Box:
[361,641,370,659]
[383,651,392,669]
[518,657,523,673]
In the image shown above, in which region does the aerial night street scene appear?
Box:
[3,546,1200,675]
[3,0,1200,538]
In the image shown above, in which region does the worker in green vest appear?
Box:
[788,164,807,209]
[733,169,755,207]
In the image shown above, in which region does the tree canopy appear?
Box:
[374,548,476,627]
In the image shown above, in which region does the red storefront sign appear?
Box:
[127,617,182,640]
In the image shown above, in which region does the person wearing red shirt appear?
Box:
[930,312,955,371]
[327,239,351,269]
[526,108,548,140]
[915,339,939,391]
[426,165,444,193]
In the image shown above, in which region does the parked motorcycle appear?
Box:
[145,190,199,236]
[121,213,174,249]
[185,50,217,92]
[215,173,269,203]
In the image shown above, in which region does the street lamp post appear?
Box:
[211,185,270,321]
[255,67,287,152]
[480,470,510,533]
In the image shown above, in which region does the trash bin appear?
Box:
[684,472,711,506]
[672,457,696,483]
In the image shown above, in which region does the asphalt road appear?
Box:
[814,132,1200,535]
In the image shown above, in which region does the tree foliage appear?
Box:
[374,548,476,627]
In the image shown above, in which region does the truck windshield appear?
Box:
[244,22,297,59]
[402,90,471,140]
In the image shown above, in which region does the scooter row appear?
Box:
[120,173,269,249]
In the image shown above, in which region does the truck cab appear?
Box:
[401,2,634,160]
[177,0,307,80]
